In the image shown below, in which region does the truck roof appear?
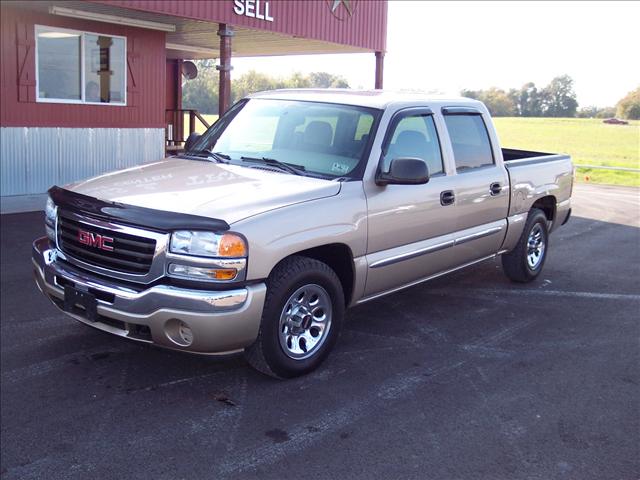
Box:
[248,89,485,110]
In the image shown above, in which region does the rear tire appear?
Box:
[244,256,345,379]
[502,208,549,283]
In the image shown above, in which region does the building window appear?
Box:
[36,26,126,105]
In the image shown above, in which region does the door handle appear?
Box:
[490,182,502,196]
[440,190,455,206]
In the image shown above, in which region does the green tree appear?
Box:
[182,66,351,114]
[307,71,349,88]
[231,70,283,102]
[182,60,219,114]
[541,75,578,117]
[460,89,480,100]
[616,87,640,120]
[460,88,516,116]
[482,87,517,116]
[514,82,543,117]
[286,72,312,88]
[577,106,616,118]
[595,107,617,119]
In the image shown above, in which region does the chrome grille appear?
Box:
[57,215,156,275]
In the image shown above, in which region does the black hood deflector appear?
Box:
[49,186,230,232]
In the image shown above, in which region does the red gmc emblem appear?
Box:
[77,229,114,252]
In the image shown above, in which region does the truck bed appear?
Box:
[502,148,569,165]
[501,148,573,221]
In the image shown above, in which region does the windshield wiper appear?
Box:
[181,149,230,163]
[240,156,306,176]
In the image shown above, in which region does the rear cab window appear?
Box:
[443,111,494,172]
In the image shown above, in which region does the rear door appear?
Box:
[441,108,509,263]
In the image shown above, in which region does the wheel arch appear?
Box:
[531,195,557,222]
[270,243,355,306]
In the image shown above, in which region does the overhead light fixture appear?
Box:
[49,6,176,32]
[38,31,80,39]
[166,43,218,57]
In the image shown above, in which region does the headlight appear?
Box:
[169,231,247,258]
[45,196,57,242]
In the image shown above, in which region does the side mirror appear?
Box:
[376,157,430,186]
[184,132,201,152]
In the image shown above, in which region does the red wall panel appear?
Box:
[0,6,166,128]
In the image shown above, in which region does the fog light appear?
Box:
[178,322,193,345]
[165,318,194,347]
[168,263,237,281]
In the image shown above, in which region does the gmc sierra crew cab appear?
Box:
[33,90,573,378]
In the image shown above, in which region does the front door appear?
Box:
[363,109,459,298]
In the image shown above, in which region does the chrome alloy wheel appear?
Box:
[278,284,333,360]
[527,223,546,269]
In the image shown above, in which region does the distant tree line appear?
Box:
[461,75,579,117]
[184,61,639,120]
[462,76,640,120]
[183,60,348,114]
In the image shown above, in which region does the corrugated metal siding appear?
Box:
[0,127,164,196]
[97,0,387,52]
[0,6,165,128]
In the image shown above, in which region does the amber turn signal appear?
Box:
[219,233,247,257]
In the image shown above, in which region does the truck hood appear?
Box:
[67,159,341,224]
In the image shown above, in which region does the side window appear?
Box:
[443,114,494,171]
[382,114,444,175]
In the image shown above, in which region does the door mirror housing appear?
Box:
[184,132,201,152]
[376,157,430,186]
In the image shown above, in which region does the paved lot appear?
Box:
[1,184,639,480]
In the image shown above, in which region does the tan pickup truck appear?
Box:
[33,90,573,378]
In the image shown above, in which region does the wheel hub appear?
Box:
[526,223,546,269]
[286,305,314,334]
[278,284,333,360]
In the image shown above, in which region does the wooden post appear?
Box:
[217,24,234,117]
[189,110,195,135]
[175,59,184,143]
[375,51,384,90]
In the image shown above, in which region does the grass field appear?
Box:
[493,117,640,187]
[186,114,639,187]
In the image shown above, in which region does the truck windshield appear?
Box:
[188,98,381,179]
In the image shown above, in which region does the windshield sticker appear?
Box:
[331,163,350,174]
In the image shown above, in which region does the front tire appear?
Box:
[502,208,549,283]
[244,256,345,378]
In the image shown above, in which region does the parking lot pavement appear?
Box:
[1,183,638,480]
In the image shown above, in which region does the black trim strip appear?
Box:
[441,106,482,115]
[370,240,454,269]
[49,186,230,233]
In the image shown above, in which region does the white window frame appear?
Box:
[35,24,127,106]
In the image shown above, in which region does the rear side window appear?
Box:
[382,114,443,176]
[443,114,494,171]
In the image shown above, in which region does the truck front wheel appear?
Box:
[244,256,345,378]
[502,208,549,283]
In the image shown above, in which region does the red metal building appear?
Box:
[0,0,387,211]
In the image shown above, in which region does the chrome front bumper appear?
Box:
[32,237,266,355]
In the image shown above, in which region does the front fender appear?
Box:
[231,182,368,282]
